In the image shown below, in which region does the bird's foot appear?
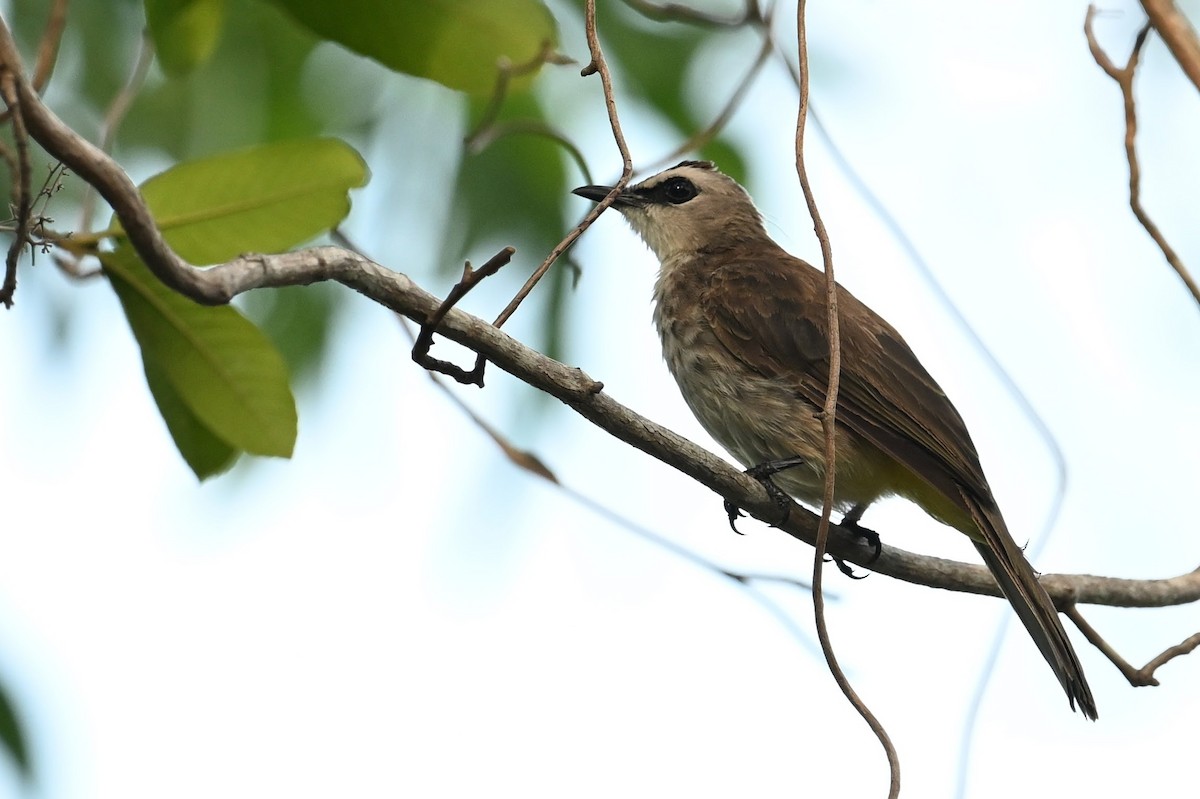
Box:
[824,511,881,579]
[841,517,882,564]
[725,456,806,534]
[825,555,869,580]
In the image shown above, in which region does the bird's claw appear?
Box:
[840,518,882,564]
[724,500,746,534]
[825,555,869,580]
[725,456,806,533]
[820,515,881,579]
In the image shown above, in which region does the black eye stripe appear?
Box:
[651,176,698,204]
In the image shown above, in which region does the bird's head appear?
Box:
[573,161,767,262]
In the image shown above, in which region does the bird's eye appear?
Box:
[660,177,698,204]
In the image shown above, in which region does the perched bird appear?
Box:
[573,161,1097,719]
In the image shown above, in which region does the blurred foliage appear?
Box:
[0,676,29,782]
[270,0,560,97]
[144,0,227,76]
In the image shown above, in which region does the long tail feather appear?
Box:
[962,491,1098,720]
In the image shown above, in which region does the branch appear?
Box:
[0,67,31,308]
[412,247,516,386]
[30,0,68,93]
[422,0,633,385]
[79,31,155,234]
[1140,0,1200,94]
[640,0,776,175]
[619,0,758,27]
[1085,5,1200,306]
[1066,605,1200,687]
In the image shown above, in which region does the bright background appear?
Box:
[2,0,1198,797]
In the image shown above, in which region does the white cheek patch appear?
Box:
[621,207,698,262]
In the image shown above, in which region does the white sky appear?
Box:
[2,1,1199,797]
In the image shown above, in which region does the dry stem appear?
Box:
[1085,5,1199,306]
[794,2,901,795]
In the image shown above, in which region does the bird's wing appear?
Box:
[700,255,993,511]
[700,254,1099,718]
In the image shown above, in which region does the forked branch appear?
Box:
[1085,5,1199,306]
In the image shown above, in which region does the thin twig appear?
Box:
[1085,5,1199,307]
[795,2,900,795]
[510,0,635,318]
[460,0,637,379]
[620,0,759,27]
[422,0,634,386]
[31,0,68,92]
[0,70,32,308]
[412,247,516,386]
[79,31,156,234]
[463,40,573,152]
[1065,604,1200,687]
[0,0,67,126]
[640,0,776,175]
[466,119,593,184]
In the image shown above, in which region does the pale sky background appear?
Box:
[1,0,1198,797]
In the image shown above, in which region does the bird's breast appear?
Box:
[652,277,826,506]
[651,265,891,511]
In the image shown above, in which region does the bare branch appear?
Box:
[619,0,759,27]
[463,40,573,152]
[488,0,635,333]
[18,232,1185,614]
[442,1,636,386]
[1066,604,1200,687]
[412,247,517,386]
[466,119,593,185]
[79,32,156,233]
[641,1,776,175]
[0,0,66,126]
[1140,0,1200,94]
[31,0,67,92]
[1085,5,1200,307]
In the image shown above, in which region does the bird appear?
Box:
[572,160,1097,719]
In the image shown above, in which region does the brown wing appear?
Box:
[699,253,994,513]
[699,253,1099,718]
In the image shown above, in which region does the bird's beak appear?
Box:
[572,184,645,208]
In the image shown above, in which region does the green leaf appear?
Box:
[127,0,323,158]
[0,675,30,781]
[145,0,228,77]
[107,137,368,265]
[103,248,297,474]
[144,360,240,478]
[269,0,559,96]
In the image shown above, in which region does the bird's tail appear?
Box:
[962,491,1098,720]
